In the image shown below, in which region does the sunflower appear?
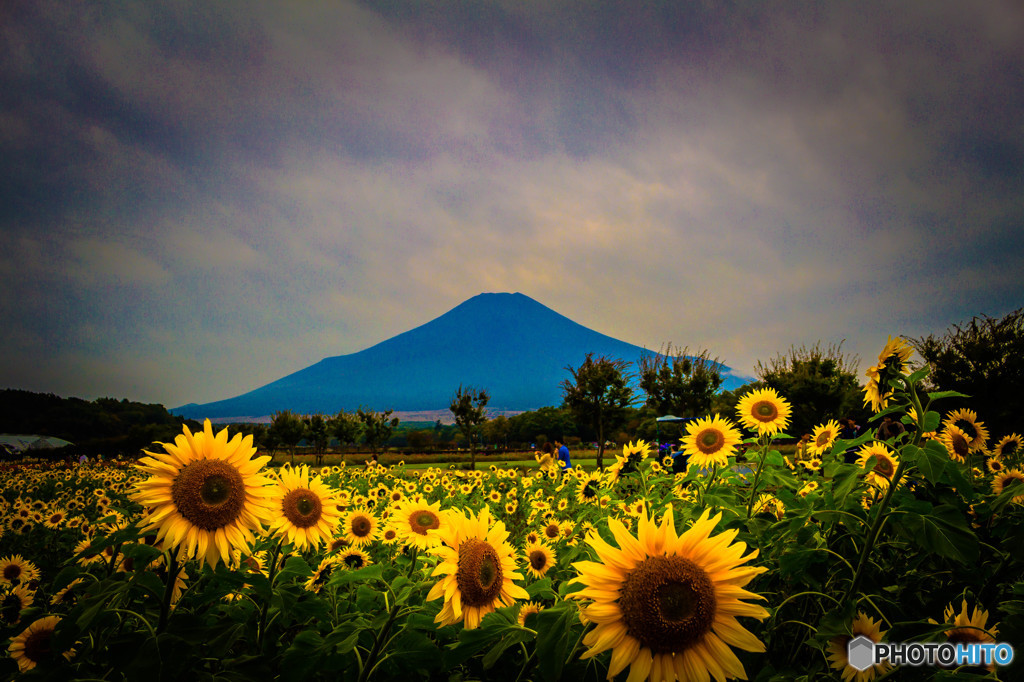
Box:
[944,409,989,453]
[992,469,1024,503]
[339,548,373,570]
[425,507,529,629]
[679,415,742,470]
[518,601,545,628]
[607,440,654,482]
[391,499,446,550]
[524,541,557,579]
[797,481,820,498]
[8,616,76,672]
[993,434,1022,461]
[1,584,34,625]
[130,419,275,569]
[986,457,1005,474]
[267,465,341,551]
[541,520,563,542]
[305,556,338,594]
[736,388,792,436]
[570,506,768,682]
[341,508,378,547]
[50,578,86,607]
[43,508,67,530]
[930,599,998,671]
[856,442,900,490]
[939,425,972,464]
[0,555,40,586]
[809,420,841,457]
[826,611,891,682]
[752,494,785,520]
[863,336,913,413]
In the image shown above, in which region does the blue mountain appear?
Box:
[172,292,748,419]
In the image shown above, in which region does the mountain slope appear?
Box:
[173,292,747,419]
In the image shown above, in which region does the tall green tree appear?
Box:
[449,385,490,470]
[269,410,305,465]
[356,407,399,459]
[330,410,363,453]
[754,342,866,437]
[482,415,510,451]
[561,353,635,470]
[911,308,1024,440]
[638,345,723,418]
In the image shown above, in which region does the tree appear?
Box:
[561,353,635,470]
[911,308,1024,440]
[357,407,399,460]
[482,415,511,451]
[753,342,867,437]
[638,345,724,418]
[330,410,363,454]
[269,410,305,465]
[303,414,330,466]
[450,385,490,470]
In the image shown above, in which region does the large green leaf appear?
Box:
[893,504,979,564]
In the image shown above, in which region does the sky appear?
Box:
[2,1,1023,410]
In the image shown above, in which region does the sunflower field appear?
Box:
[2,337,1023,680]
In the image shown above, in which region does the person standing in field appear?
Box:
[554,439,572,470]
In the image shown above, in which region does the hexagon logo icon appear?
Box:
[847,635,875,671]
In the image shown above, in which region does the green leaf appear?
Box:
[927,390,970,402]
[766,451,785,467]
[892,504,979,564]
[917,440,949,484]
[527,577,556,601]
[922,410,941,433]
[327,562,384,588]
[907,366,930,384]
[535,606,574,682]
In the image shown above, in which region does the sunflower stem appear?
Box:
[156,551,180,634]
[257,537,285,653]
[745,436,770,519]
[842,461,906,604]
[358,594,402,682]
[698,464,719,512]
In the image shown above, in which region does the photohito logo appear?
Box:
[848,635,1015,669]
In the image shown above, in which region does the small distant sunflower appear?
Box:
[736,388,792,435]
[680,414,742,469]
[992,469,1024,503]
[856,442,900,490]
[797,481,820,498]
[939,425,972,464]
[267,465,342,551]
[425,507,529,629]
[341,508,378,547]
[986,457,1006,474]
[0,555,40,587]
[540,520,563,542]
[863,336,913,413]
[518,601,544,628]
[826,611,891,682]
[8,616,76,673]
[524,541,557,579]
[392,499,446,550]
[752,494,785,520]
[944,409,989,453]
[380,526,400,545]
[339,548,373,570]
[570,506,768,682]
[576,472,603,505]
[607,440,653,482]
[993,434,1022,461]
[130,420,275,569]
[809,420,841,457]
[43,508,67,530]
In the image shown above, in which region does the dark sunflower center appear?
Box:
[874,457,894,477]
[950,432,970,458]
[344,553,365,569]
[455,538,503,608]
[582,482,599,499]
[282,488,323,529]
[544,524,559,539]
[529,549,548,571]
[953,419,978,442]
[947,629,986,645]
[350,515,372,537]
[3,564,21,581]
[752,401,778,422]
[1004,477,1024,492]
[816,431,832,447]
[697,429,724,454]
[2,594,21,621]
[171,459,246,531]
[619,555,716,655]
[23,628,54,664]
[410,511,440,535]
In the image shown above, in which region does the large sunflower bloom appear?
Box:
[341,507,379,547]
[809,420,841,457]
[856,442,900,490]
[267,465,341,551]
[607,441,654,482]
[939,425,972,464]
[826,611,891,682]
[426,507,529,629]
[391,499,447,550]
[992,469,1024,503]
[680,415,742,470]
[130,420,275,569]
[993,433,1022,461]
[8,616,76,672]
[943,409,989,453]
[735,389,791,436]
[0,555,40,587]
[570,506,768,682]
[863,336,913,413]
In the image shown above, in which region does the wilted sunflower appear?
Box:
[341,508,378,547]
[992,469,1024,503]
[863,336,913,413]
[267,465,341,551]
[680,415,742,470]
[809,420,841,457]
[524,541,557,579]
[826,611,891,682]
[392,499,446,550]
[426,507,529,629]
[130,420,275,569]
[571,506,768,682]
[944,409,989,453]
[736,388,792,436]
[939,425,972,464]
[993,434,1022,461]
[0,555,40,587]
[856,442,900,490]
[8,616,75,673]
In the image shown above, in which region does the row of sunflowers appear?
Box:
[1,337,1023,680]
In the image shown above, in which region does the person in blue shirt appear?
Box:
[554,439,572,470]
